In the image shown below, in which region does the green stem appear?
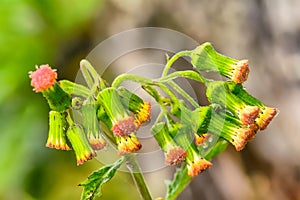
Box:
[156,83,181,114]
[125,154,152,200]
[112,74,154,88]
[167,81,199,108]
[159,70,206,84]
[162,50,192,77]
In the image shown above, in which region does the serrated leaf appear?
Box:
[165,164,191,200]
[79,157,125,200]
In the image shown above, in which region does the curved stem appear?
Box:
[162,50,192,77]
[112,74,154,88]
[125,154,152,200]
[159,70,206,84]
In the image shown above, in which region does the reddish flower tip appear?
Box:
[29,64,57,92]
[165,147,187,165]
[88,136,107,151]
[232,60,249,84]
[239,105,260,125]
[112,117,137,137]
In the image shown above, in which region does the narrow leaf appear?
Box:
[79,157,125,200]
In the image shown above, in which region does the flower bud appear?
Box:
[29,65,71,112]
[209,109,258,151]
[206,81,260,125]
[97,88,138,136]
[190,42,249,83]
[116,133,142,155]
[82,97,106,150]
[118,87,151,127]
[46,111,71,150]
[186,149,212,177]
[227,82,278,130]
[66,124,96,165]
[151,123,187,165]
[173,127,212,177]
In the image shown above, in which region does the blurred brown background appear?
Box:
[0,0,299,199]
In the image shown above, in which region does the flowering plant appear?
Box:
[29,42,277,200]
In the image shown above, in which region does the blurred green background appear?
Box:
[1,0,300,200]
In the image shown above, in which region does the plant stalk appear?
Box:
[162,51,192,77]
[125,154,152,200]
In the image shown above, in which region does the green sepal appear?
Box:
[66,123,96,165]
[118,87,144,113]
[59,80,91,98]
[97,105,112,129]
[190,42,237,77]
[79,157,125,200]
[42,82,72,112]
[227,82,264,107]
[97,87,129,123]
[206,81,245,116]
[209,109,242,136]
[173,125,195,152]
[82,97,106,150]
[193,106,212,134]
[46,110,71,150]
[151,122,175,152]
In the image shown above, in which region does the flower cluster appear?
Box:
[29,42,277,191]
[29,65,151,164]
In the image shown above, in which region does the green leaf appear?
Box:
[165,164,191,200]
[79,157,125,200]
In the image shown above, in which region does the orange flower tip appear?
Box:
[165,147,187,165]
[117,134,142,155]
[246,123,259,142]
[256,107,278,130]
[135,102,151,126]
[195,133,211,146]
[239,106,260,125]
[29,64,57,92]
[187,158,212,177]
[45,142,72,151]
[112,117,137,137]
[76,152,97,166]
[231,128,253,151]
[232,59,249,84]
